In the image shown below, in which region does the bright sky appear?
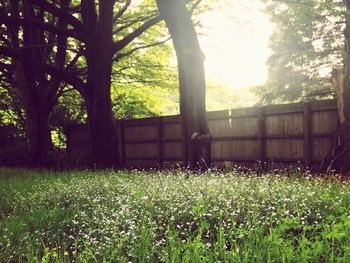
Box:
[199,0,274,91]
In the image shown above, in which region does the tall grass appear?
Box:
[0,168,350,262]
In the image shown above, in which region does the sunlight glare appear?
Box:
[199,0,274,91]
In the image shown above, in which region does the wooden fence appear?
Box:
[66,99,338,169]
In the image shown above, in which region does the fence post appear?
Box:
[303,102,312,168]
[258,107,266,165]
[157,117,164,169]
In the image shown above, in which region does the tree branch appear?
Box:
[113,12,159,35]
[81,0,97,30]
[113,36,171,62]
[0,46,87,97]
[113,14,162,54]
[113,0,131,21]
[42,28,56,62]
[51,0,81,12]
[189,0,203,13]
[65,46,85,71]
[0,16,87,42]
[27,0,85,32]
[47,0,69,103]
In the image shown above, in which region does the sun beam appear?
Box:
[199,0,274,92]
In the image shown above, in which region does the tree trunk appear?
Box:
[7,0,69,167]
[12,62,54,166]
[156,0,211,170]
[25,106,53,166]
[85,46,119,167]
[83,0,119,167]
[340,0,350,172]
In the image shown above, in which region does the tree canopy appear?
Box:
[0,0,210,167]
[254,0,345,104]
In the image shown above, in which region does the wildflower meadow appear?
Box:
[1,168,350,262]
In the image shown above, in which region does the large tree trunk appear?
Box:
[25,105,53,166]
[325,1,350,173]
[156,0,211,170]
[83,0,119,167]
[10,0,66,167]
[13,63,54,166]
[85,43,119,167]
[340,0,350,172]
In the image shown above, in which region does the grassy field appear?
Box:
[1,168,350,262]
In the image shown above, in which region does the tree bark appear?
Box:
[155,0,211,170]
[9,0,69,166]
[340,0,350,172]
[82,0,119,167]
[85,42,119,167]
[12,62,54,166]
[25,106,53,165]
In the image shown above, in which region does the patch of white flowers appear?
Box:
[0,169,349,261]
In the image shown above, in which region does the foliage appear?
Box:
[0,0,181,155]
[50,90,87,148]
[254,0,346,104]
[206,81,258,111]
[0,87,23,128]
[111,36,179,119]
[1,169,350,261]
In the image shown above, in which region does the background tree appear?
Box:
[338,0,350,172]
[259,0,350,171]
[28,0,176,167]
[1,0,221,169]
[0,0,76,165]
[1,0,173,167]
[156,0,211,170]
[254,0,345,104]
